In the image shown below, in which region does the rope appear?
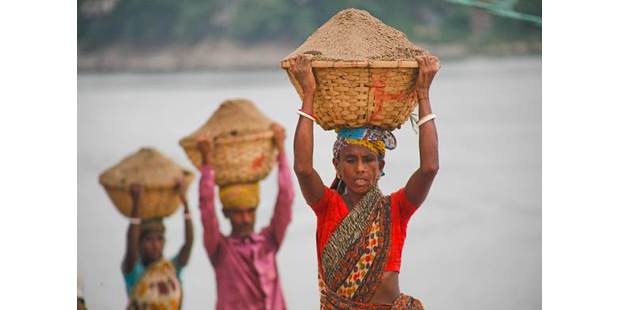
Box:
[445,0,542,27]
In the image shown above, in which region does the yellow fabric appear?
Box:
[343,138,386,157]
[128,259,181,310]
[219,182,260,209]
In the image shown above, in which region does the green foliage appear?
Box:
[77,0,541,49]
[172,0,221,42]
[228,0,295,42]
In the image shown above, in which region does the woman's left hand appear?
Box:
[175,177,188,205]
[175,177,186,193]
[414,55,441,97]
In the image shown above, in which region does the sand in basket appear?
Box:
[99,147,194,219]
[281,8,432,130]
[179,98,277,186]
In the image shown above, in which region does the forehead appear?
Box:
[142,231,164,240]
[227,207,257,214]
[340,144,377,157]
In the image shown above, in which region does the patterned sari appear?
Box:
[319,187,424,310]
[128,259,182,310]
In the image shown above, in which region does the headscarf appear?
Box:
[140,218,165,239]
[219,182,260,209]
[332,127,397,160]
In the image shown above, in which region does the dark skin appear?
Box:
[290,54,440,304]
[121,181,195,274]
[197,123,287,238]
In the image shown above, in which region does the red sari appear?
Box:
[317,187,424,309]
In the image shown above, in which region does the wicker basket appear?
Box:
[179,99,277,186]
[281,60,420,131]
[99,148,195,219]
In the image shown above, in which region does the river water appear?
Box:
[78,56,541,309]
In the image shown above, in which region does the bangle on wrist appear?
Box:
[184,213,192,220]
[297,109,316,122]
[417,113,436,127]
[129,217,141,225]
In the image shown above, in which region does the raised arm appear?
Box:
[196,135,223,262]
[404,55,441,209]
[121,184,142,274]
[174,178,194,268]
[290,55,325,205]
[265,124,294,248]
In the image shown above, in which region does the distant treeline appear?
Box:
[78,0,541,50]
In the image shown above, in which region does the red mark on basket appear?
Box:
[369,73,407,121]
[251,155,266,170]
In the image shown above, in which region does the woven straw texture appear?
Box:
[99,148,194,219]
[283,62,419,130]
[179,99,277,186]
[279,8,430,130]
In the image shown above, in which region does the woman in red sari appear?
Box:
[290,54,440,309]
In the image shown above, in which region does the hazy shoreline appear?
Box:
[78,40,541,73]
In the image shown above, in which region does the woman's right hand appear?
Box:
[129,183,142,216]
[197,133,214,166]
[289,54,316,96]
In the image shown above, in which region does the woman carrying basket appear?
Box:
[290,54,440,309]
[121,181,194,310]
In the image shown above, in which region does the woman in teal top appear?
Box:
[121,182,194,309]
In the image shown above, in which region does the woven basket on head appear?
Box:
[281,59,420,131]
[99,148,194,219]
[179,98,277,186]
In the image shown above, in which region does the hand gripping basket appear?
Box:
[99,148,195,219]
[179,99,277,186]
[281,59,420,131]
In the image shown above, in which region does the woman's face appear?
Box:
[333,144,385,195]
[140,231,165,263]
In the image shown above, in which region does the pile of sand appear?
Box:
[99,148,192,189]
[181,99,273,142]
[284,8,428,61]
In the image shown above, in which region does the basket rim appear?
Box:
[280,59,419,69]
[216,131,274,145]
[99,169,195,190]
[179,129,274,147]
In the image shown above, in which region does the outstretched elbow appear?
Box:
[294,163,313,177]
[420,164,439,176]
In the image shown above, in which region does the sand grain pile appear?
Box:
[99,148,192,189]
[186,99,273,140]
[285,8,428,61]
